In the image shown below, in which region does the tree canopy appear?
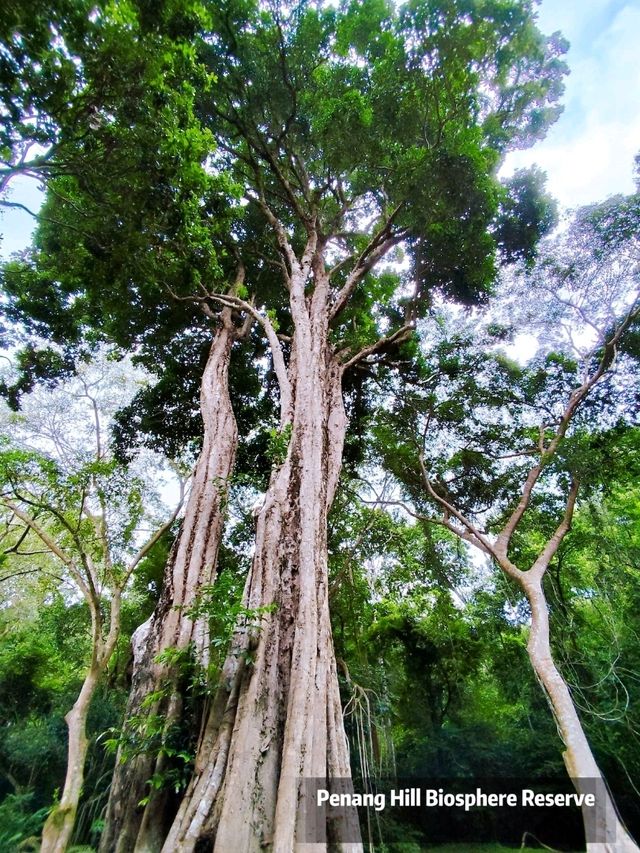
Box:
[2,2,640,852]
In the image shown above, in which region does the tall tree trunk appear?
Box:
[100,317,239,853]
[522,575,639,853]
[161,274,362,851]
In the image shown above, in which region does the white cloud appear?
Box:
[502,1,640,209]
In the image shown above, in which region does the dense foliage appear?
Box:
[0,1,639,851]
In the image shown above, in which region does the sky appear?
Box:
[1,0,639,258]
[502,0,640,207]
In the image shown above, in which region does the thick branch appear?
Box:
[418,457,523,579]
[253,137,310,227]
[0,148,56,195]
[363,492,501,566]
[493,463,544,560]
[330,226,405,321]
[210,293,293,424]
[529,479,579,581]
[252,193,297,282]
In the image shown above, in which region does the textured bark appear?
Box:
[100,318,239,853]
[161,269,362,852]
[522,575,639,853]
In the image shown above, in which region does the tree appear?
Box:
[547,473,640,832]
[0,357,183,851]
[1,1,566,849]
[115,3,565,850]
[1,4,253,843]
[373,194,640,851]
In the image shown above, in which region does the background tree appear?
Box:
[373,193,640,850]
[0,356,183,851]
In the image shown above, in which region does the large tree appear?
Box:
[2,1,566,849]
[108,2,565,850]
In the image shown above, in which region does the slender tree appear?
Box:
[374,196,640,851]
[0,358,183,852]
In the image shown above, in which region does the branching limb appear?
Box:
[330,225,406,321]
[255,141,310,227]
[495,300,639,559]
[126,477,186,581]
[417,455,523,579]
[0,498,91,598]
[0,147,56,195]
[209,292,293,424]
[529,479,579,580]
[340,324,415,371]
[250,191,298,283]
[0,567,66,584]
[362,492,497,561]
[3,524,30,556]
[494,463,544,560]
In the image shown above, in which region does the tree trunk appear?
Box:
[42,590,122,851]
[41,665,102,853]
[161,276,362,851]
[522,574,639,853]
[100,318,239,853]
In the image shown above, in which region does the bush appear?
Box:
[0,792,48,852]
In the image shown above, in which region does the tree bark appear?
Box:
[100,317,239,853]
[522,574,639,853]
[160,270,362,851]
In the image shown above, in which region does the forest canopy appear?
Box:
[0,2,639,852]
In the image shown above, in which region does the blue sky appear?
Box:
[1,0,639,257]
[503,0,640,207]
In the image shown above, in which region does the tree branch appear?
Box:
[250,191,297,283]
[0,498,91,598]
[209,293,293,424]
[126,479,185,581]
[330,224,406,321]
[0,199,98,242]
[417,456,523,579]
[529,479,579,580]
[341,324,415,371]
